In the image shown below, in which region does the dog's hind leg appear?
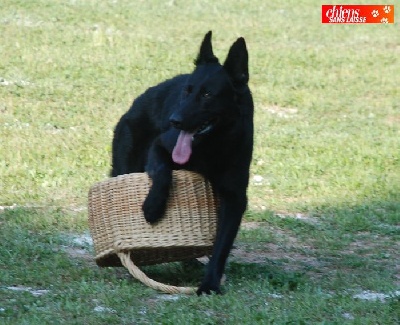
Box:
[111,118,153,176]
[142,138,173,224]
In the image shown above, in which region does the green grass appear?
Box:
[1,0,399,324]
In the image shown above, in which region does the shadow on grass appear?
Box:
[136,258,304,292]
[228,261,304,291]
[117,195,399,297]
[1,195,398,295]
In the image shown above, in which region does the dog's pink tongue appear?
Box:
[172,131,194,165]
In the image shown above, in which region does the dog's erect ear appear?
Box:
[194,31,219,66]
[223,37,249,86]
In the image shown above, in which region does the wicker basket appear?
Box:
[88,170,218,294]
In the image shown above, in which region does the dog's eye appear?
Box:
[202,91,211,99]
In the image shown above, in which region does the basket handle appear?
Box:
[117,252,197,295]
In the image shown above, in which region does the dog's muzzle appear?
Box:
[169,114,217,138]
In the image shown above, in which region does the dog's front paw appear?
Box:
[196,280,222,296]
[142,196,165,224]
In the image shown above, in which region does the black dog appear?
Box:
[111,31,253,295]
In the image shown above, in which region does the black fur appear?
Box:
[111,31,254,295]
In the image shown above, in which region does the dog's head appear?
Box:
[170,31,249,165]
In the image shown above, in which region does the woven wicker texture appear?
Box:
[88,170,218,293]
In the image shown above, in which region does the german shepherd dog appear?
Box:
[111,31,253,295]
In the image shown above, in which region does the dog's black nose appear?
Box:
[169,114,183,129]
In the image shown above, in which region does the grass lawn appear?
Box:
[1,0,399,324]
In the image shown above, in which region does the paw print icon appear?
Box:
[383,6,391,14]
[371,10,379,17]
[381,17,389,24]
